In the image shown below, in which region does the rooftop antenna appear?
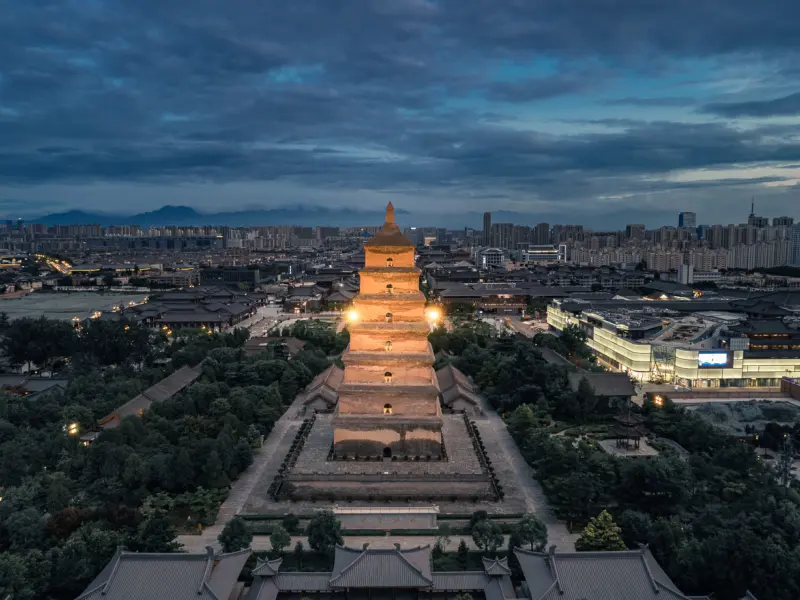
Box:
[749,197,755,218]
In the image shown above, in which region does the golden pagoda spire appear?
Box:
[385,201,395,225]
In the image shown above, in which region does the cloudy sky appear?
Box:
[2,0,800,228]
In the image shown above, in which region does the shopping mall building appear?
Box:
[547,292,800,389]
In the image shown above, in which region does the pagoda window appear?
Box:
[386,257,393,267]
[385,312,393,323]
[384,372,392,383]
[385,340,392,352]
[386,284,393,294]
[384,403,392,414]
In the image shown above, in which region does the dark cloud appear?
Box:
[603,97,697,107]
[1,0,800,220]
[700,91,800,117]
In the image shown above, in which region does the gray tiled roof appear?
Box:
[142,366,200,403]
[75,547,251,600]
[436,365,480,408]
[330,545,433,589]
[252,558,283,577]
[98,365,200,428]
[515,548,691,600]
[275,573,333,591]
[482,557,511,576]
[432,573,491,590]
[301,365,343,407]
[567,372,636,398]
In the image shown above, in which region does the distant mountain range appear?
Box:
[30,205,403,228]
[28,204,679,229]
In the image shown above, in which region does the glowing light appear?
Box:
[347,309,359,323]
[67,423,79,435]
[425,307,441,322]
[654,395,664,407]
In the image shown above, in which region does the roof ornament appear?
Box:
[386,202,396,225]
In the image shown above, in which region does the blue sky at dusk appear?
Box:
[1,0,800,228]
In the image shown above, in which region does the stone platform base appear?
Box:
[276,414,495,501]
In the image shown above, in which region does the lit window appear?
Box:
[386,258,393,267]
[384,372,392,383]
[384,403,392,414]
[385,340,392,352]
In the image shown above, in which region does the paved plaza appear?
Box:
[178,391,579,551]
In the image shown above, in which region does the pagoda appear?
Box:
[333,202,443,459]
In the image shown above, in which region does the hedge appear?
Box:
[388,529,440,535]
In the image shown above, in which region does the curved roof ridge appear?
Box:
[329,549,370,584]
[638,548,660,593]
[198,547,216,596]
[393,545,433,584]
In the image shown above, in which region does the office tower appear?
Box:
[483,212,492,246]
[774,216,795,227]
[678,212,696,228]
[625,224,645,239]
[792,225,800,267]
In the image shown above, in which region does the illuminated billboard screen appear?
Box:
[698,352,731,368]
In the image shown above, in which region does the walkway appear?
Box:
[475,397,578,550]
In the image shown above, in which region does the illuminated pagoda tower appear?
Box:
[333,202,443,458]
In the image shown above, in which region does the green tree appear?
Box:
[218,516,253,552]
[436,523,452,551]
[307,510,344,554]
[454,594,474,600]
[293,541,305,568]
[469,510,489,528]
[283,513,300,534]
[6,507,45,551]
[133,516,181,552]
[122,453,149,490]
[620,510,652,549]
[471,519,504,553]
[457,539,469,568]
[517,513,548,551]
[576,510,626,551]
[231,437,254,475]
[270,524,292,555]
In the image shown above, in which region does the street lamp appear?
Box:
[347,308,359,323]
[653,395,664,407]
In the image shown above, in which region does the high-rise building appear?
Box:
[774,216,795,227]
[483,212,492,246]
[334,203,442,458]
[792,225,800,267]
[747,199,769,228]
[625,224,645,239]
[678,212,696,228]
[490,223,514,249]
[534,222,550,245]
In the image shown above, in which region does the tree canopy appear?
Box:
[0,322,329,598]
[306,510,344,554]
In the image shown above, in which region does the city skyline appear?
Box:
[2,1,800,225]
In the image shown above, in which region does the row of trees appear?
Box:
[0,316,163,371]
[0,327,332,599]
